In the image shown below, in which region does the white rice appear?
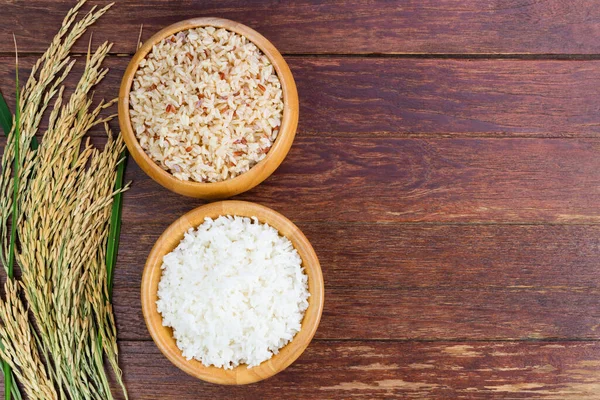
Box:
[156,215,309,369]
[129,27,284,183]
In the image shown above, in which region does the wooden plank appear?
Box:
[113,281,600,341]
[109,341,600,399]
[113,224,600,341]
[3,135,600,224]
[119,137,600,224]
[289,58,600,137]
[3,57,600,138]
[110,224,600,341]
[4,1,600,55]
[118,223,600,290]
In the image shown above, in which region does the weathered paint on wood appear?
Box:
[112,341,600,399]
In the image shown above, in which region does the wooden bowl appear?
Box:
[118,18,299,199]
[141,201,324,384]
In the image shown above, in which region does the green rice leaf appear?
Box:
[2,362,8,400]
[0,91,37,150]
[106,150,128,298]
[0,362,21,400]
[8,375,20,400]
[30,137,38,150]
[3,45,22,400]
[8,48,21,281]
[0,91,12,136]
[7,374,20,400]
[0,339,20,400]
[1,362,20,400]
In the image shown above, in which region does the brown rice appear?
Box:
[129,27,284,182]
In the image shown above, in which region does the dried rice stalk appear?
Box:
[0,281,56,400]
[1,0,112,267]
[0,1,128,398]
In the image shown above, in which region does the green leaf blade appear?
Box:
[8,53,21,280]
[3,47,22,400]
[106,150,128,298]
[0,91,37,151]
[0,91,12,137]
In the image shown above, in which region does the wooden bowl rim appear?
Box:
[141,201,324,385]
[118,18,299,198]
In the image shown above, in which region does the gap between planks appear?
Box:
[117,338,600,343]
[4,52,600,60]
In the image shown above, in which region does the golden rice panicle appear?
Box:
[0,281,57,400]
[0,1,128,398]
[1,1,113,267]
[15,37,127,397]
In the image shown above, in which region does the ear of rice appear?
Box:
[0,2,129,398]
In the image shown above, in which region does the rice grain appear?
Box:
[130,27,284,183]
[156,215,309,369]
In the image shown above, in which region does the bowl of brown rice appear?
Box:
[118,18,299,198]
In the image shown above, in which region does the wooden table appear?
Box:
[4,1,600,398]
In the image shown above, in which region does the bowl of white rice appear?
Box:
[141,201,324,384]
[118,18,299,199]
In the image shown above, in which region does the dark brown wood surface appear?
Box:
[5,0,600,55]
[3,0,600,398]
[119,341,600,399]
[6,57,600,137]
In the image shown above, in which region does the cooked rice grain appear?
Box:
[156,216,309,369]
[130,27,284,182]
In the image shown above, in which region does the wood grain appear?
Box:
[3,136,600,224]
[3,340,599,398]
[4,1,600,55]
[289,58,600,137]
[4,1,600,396]
[109,222,600,340]
[4,57,600,138]
[119,222,600,290]
[103,341,600,399]
[3,134,600,339]
[113,222,600,341]
[115,281,600,341]
[119,137,600,224]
